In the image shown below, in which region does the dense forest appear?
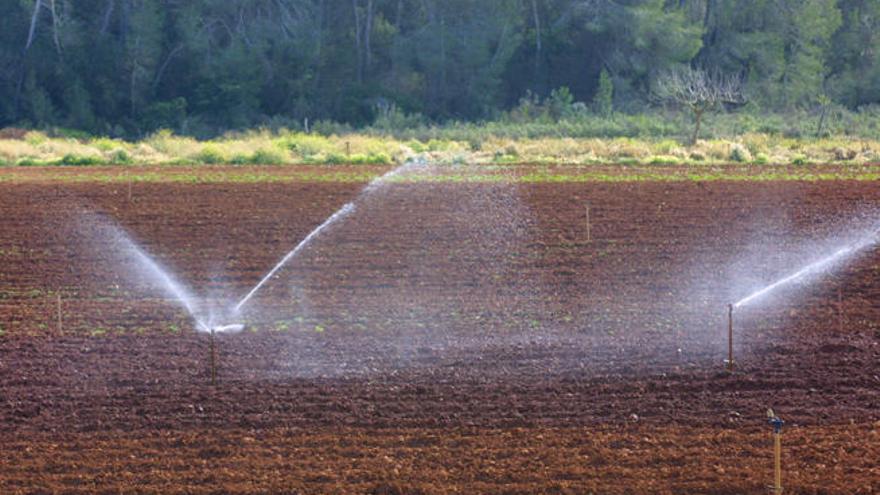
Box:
[1,0,878,137]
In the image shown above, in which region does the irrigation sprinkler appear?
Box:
[726,225,880,371]
[206,324,243,386]
[766,409,785,494]
[725,303,735,372]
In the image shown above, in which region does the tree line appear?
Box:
[1,0,877,137]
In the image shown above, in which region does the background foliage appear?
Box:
[1,0,877,138]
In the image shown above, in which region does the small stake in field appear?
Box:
[766,409,784,494]
[725,303,735,372]
[209,328,217,386]
[127,179,132,203]
[585,204,592,243]
[56,293,62,333]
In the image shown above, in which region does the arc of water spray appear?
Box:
[129,244,211,332]
[233,203,356,313]
[734,227,880,309]
[106,159,420,331]
[231,159,424,314]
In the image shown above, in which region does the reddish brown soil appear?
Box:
[0,168,878,493]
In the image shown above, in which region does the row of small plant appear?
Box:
[0,129,403,167]
[1,127,879,168]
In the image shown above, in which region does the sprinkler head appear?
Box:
[767,409,784,433]
[212,324,245,334]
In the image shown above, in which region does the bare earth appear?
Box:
[0,166,878,493]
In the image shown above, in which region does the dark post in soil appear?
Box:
[727,304,735,372]
[56,293,62,333]
[585,204,591,243]
[210,329,217,386]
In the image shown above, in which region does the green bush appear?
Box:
[58,154,104,166]
[406,140,427,153]
[729,143,752,163]
[592,69,614,117]
[372,104,426,132]
[648,155,678,165]
[250,148,286,165]
[548,87,575,120]
[348,152,392,165]
[194,146,226,164]
[321,152,348,164]
[109,149,132,164]
[16,157,44,166]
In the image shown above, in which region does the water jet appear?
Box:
[233,203,356,314]
[725,222,879,369]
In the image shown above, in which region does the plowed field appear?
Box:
[1,166,878,494]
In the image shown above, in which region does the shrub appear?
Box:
[283,133,333,157]
[372,104,426,131]
[0,128,28,140]
[345,152,392,165]
[592,69,614,116]
[729,143,752,162]
[832,147,857,161]
[250,148,287,165]
[321,152,348,164]
[58,154,104,166]
[548,86,575,120]
[91,137,126,152]
[108,149,132,164]
[407,140,427,153]
[648,155,678,165]
[195,146,226,164]
[229,154,250,165]
[24,131,49,146]
[16,157,44,166]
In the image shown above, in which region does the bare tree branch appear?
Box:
[49,0,62,55]
[25,0,44,53]
[655,67,746,144]
[100,0,115,36]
